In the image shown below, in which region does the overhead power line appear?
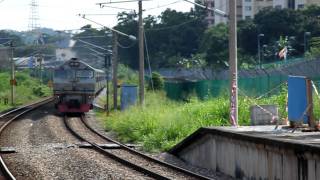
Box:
[144,0,182,11]
[99,5,135,11]
[74,35,107,39]
[78,14,137,41]
[82,13,119,16]
[97,0,151,6]
[145,17,199,32]
[76,38,111,52]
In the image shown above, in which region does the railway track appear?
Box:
[64,114,212,180]
[0,97,54,180]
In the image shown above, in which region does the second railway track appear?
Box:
[0,96,54,180]
[64,114,212,180]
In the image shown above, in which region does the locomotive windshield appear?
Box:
[76,70,94,79]
[54,69,74,79]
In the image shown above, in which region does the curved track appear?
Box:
[0,97,54,180]
[65,114,212,180]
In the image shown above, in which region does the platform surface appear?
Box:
[212,125,320,146]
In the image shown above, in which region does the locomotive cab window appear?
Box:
[76,70,94,79]
[54,69,74,79]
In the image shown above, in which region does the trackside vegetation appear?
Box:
[0,70,51,111]
[98,87,292,152]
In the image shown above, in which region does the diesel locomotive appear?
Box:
[53,58,105,113]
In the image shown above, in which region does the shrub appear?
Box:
[32,86,45,97]
[148,72,164,91]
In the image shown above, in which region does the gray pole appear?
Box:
[112,32,118,110]
[40,54,43,84]
[138,0,145,105]
[257,34,264,69]
[304,32,311,55]
[258,35,261,68]
[229,0,237,126]
[105,55,110,114]
[10,41,15,106]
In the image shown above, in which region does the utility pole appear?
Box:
[10,41,15,106]
[229,0,238,126]
[112,32,118,110]
[257,34,264,69]
[138,0,145,105]
[105,54,111,114]
[39,54,43,84]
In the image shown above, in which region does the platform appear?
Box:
[169,126,320,180]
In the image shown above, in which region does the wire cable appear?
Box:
[116,39,136,49]
[182,0,228,17]
[144,31,154,91]
[100,5,135,11]
[145,17,199,32]
[144,0,181,11]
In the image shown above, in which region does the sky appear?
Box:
[0,0,194,32]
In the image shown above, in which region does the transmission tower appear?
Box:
[28,0,40,31]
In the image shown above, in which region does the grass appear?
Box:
[0,70,51,111]
[97,87,289,152]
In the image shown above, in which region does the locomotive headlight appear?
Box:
[69,62,80,67]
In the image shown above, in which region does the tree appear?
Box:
[238,20,258,56]
[0,30,24,47]
[72,24,112,61]
[199,23,229,68]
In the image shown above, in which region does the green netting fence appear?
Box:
[164,74,288,100]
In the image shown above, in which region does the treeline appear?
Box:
[124,5,320,69]
[0,29,69,58]
[73,5,320,70]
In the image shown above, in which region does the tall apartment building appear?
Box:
[201,0,320,26]
[201,0,242,25]
[202,0,215,27]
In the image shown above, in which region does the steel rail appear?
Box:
[0,97,54,180]
[64,115,170,180]
[80,116,212,180]
[0,96,54,118]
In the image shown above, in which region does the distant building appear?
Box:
[0,48,10,70]
[200,0,320,26]
[201,0,215,27]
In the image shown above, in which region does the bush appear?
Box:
[99,87,289,152]
[148,72,164,91]
[32,86,45,97]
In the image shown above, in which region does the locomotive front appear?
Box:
[53,58,97,113]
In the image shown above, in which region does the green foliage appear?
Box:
[61,5,320,70]
[117,64,138,85]
[114,9,206,69]
[98,89,288,152]
[199,23,229,67]
[148,72,164,91]
[306,37,320,59]
[0,71,51,111]
[72,25,112,61]
[178,54,207,69]
[0,30,24,47]
[32,86,46,97]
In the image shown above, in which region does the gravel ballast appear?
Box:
[0,103,153,179]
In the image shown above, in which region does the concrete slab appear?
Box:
[0,147,15,153]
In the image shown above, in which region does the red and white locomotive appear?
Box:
[53,58,105,113]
